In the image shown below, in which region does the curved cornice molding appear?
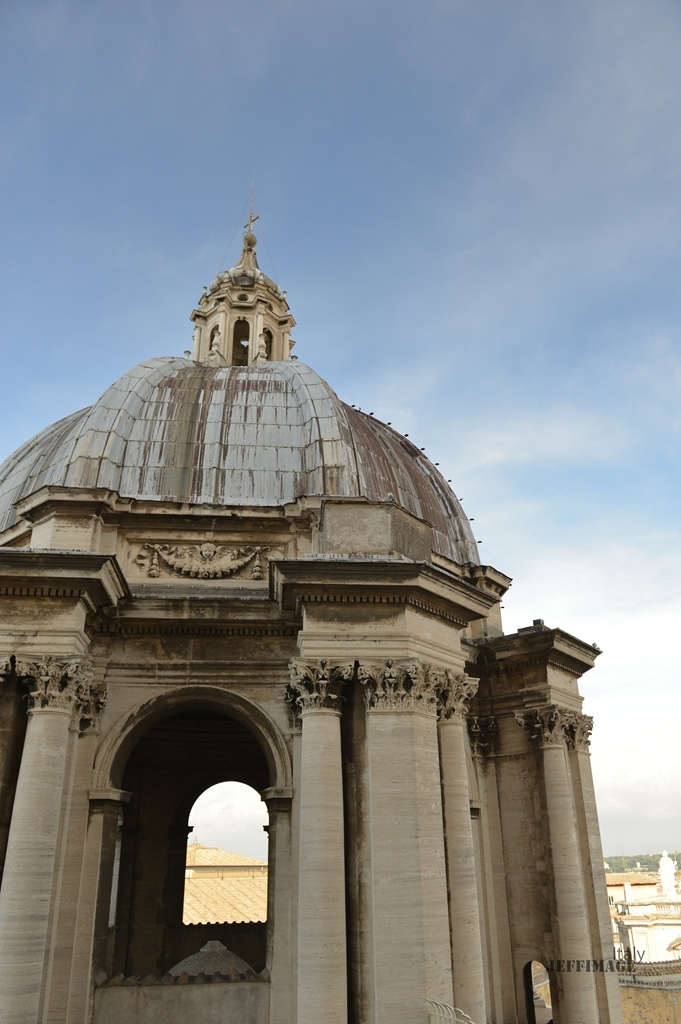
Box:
[93,683,292,791]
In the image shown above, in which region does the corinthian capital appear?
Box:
[516,704,592,750]
[286,658,354,713]
[438,672,478,721]
[468,715,497,757]
[73,677,108,734]
[569,712,594,751]
[15,656,82,712]
[357,659,443,715]
[13,656,105,732]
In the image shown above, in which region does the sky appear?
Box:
[189,782,269,862]
[1,0,681,856]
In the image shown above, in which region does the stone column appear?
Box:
[438,674,486,1024]
[517,705,600,1024]
[358,659,453,1024]
[192,323,203,361]
[288,659,353,1024]
[0,656,94,1024]
[251,309,265,365]
[261,786,294,1024]
[569,716,624,1024]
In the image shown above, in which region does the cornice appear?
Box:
[471,624,600,678]
[13,486,122,521]
[9,485,309,525]
[97,620,297,638]
[271,558,495,625]
[463,563,513,599]
[0,549,129,611]
[291,590,469,627]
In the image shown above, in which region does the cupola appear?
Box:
[190,210,296,366]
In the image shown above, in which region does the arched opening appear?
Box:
[184,781,268,926]
[523,960,553,1024]
[109,708,270,979]
[0,672,28,887]
[262,328,273,360]
[232,319,250,365]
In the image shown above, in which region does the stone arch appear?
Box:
[523,959,553,1024]
[93,685,292,794]
[232,318,250,365]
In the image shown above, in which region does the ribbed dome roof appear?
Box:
[0,358,479,565]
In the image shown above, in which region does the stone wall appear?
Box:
[620,983,681,1024]
[94,978,269,1024]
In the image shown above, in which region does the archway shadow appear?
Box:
[106,700,279,978]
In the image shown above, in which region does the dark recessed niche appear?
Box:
[238,293,248,301]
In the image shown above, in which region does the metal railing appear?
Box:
[427,999,476,1023]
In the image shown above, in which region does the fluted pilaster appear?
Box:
[516,705,599,1024]
[287,659,353,1024]
[357,659,453,1024]
[438,674,486,1023]
[0,656,103,1024]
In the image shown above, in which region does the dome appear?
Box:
[0,357,479,565]
[168,940,255,978]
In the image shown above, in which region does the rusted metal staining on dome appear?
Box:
[0,357,479,564]
[343,407,477,565]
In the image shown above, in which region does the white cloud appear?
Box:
[450,408,629,471]
[500,531,681,855]
[188,781,269,862]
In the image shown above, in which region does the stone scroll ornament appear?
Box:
[286,659,355,713]
[137,543,270,580]
[357,659,449,715]
[515,704,593,751]
[3,656,106,733]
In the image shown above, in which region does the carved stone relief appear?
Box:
[1,656,106,733]
[286,659,354,714]
[570,712,594,751]
[515,704,593,751]
[468,715,497,757]
[437,673,479,722]
[357,659,444,715]
[135,542,273,580]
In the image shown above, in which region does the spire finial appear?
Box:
[243,191,259,249]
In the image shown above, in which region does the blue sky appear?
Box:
[2,0,681,855]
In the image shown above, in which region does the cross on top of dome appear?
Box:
[190,208,296,367]
[242,206,259,249]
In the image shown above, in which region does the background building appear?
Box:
[184,842,268,925]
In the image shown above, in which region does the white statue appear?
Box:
[659,851,677,898]
[205,331,224,368]
[254,332,269,366]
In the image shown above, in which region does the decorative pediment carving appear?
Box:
[357,659,444,715]
[286,659,354,713]
[515,704,593,750]
[135,542,272,580]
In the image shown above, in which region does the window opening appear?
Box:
[523,960,552,1024]
[232,320,250,365]
[183,781,269,925]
